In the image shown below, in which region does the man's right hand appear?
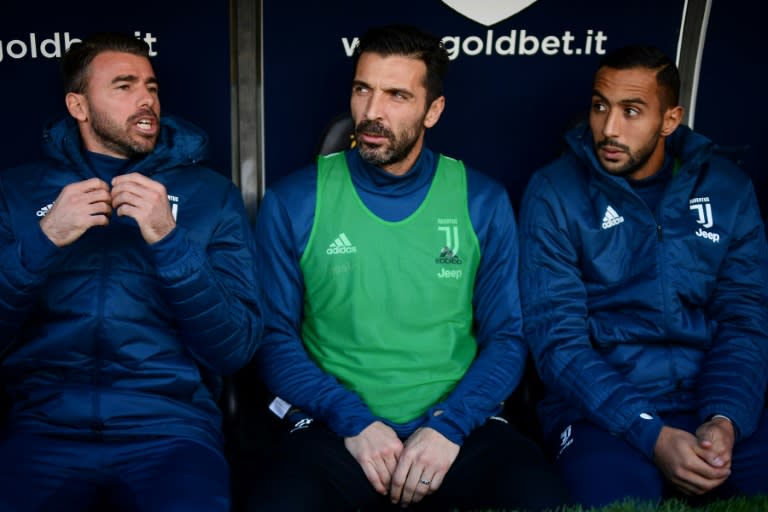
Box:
[653,425,731,495]
[40,178,112,247]
[344,421,404,495]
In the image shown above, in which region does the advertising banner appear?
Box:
[262,0,686,209]
[1,1,231,177]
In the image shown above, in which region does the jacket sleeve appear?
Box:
[697,180,768,439]
[422,175,529,445]
[519,172,664,460]
[0,182,63,355]
[252,185,378,437]
[149,183,262,376]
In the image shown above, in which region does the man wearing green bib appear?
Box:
[248,24,568,511]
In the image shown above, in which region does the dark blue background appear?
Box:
[1,1,231,176]
[2,1,764,217]
[695,0,766,218]
[262,0,686,209]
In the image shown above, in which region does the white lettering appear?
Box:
[541,35,560,55]
[518,30,539,55]
[695,228,720,243]
[326,246,358,255]
[601,216,624,229]
[64,32,81,52]
[6,39,28,59]
[342,37,359,57]
[437,267,463,279]
[424,29,607,60]
[136,31,159,56]
[0,32,156,64]
[462,35,484,56]
[40,32,63,58]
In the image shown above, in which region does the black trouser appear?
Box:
[247,417,570,511]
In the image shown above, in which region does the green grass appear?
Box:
[466,495,768,512]
[562,496,768,511]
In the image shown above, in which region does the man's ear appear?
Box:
[65,92,88,122]
[661,105,684,136]
[424,95,445,129]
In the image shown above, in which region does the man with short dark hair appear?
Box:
[519,44,768,508]
[0,32,262,511]
[248,24,568,511]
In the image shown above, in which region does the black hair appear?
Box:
[354,24,449,107]
[61,32,150,94]
[598,45,680,110]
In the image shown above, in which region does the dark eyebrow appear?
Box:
[592,89,648,107]
[591,89,607,102]
[385,87,414,98]
[111,75,158,86]
[112,74,139,84]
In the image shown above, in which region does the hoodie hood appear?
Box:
[41,113,210,178]
[564,121,715,180]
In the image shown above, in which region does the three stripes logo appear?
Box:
[36,202,54,217]
[601,205,624,230]
[326,233,358,255]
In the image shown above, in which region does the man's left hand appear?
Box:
[694,416,735,471]
[111,173,176,244]
[389,427,459,507]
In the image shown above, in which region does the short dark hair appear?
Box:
[598,45,680,110]
[354,24,449,107]
[61,32,150,94]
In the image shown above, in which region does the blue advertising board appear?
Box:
[262,0,687,209]
[0,1,231,177]
[695,0,766,217]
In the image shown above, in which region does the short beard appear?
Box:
[355,119,420,168]
[596,131,660,178]
[90,106,157,158]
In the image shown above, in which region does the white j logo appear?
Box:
[438,225,460,255]
[690,203,713,228]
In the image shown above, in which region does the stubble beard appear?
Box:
[356,119,421,168]
[90,106,158,158]
[596,130,661,178]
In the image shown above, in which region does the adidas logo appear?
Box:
[36,202,54,217]
[326,233,358,255]
[601,205,624,229]
[435,246,462,265]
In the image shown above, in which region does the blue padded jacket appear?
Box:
[519,123,768,460]
[0,115,262,449]
[253,147,527,445]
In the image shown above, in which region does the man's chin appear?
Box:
[599,158,629,176]
[358,146,391,165]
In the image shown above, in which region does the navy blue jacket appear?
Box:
[519,123,768,460]
[253,147,526,445]
[0,115,262,449]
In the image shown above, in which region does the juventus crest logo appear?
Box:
[689,200,713,228]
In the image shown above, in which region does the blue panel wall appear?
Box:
[695,0,766,217]
[1,1,231,177]
[262,0,685,209]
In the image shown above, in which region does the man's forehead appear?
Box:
[88,52,155,80]
[355,53,427,84]
[592,67,659,103]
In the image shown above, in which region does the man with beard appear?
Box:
[519,45,768,508]
[0,33,262,511]
[248,24,568,511]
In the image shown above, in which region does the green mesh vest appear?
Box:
[299,152,480,423]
